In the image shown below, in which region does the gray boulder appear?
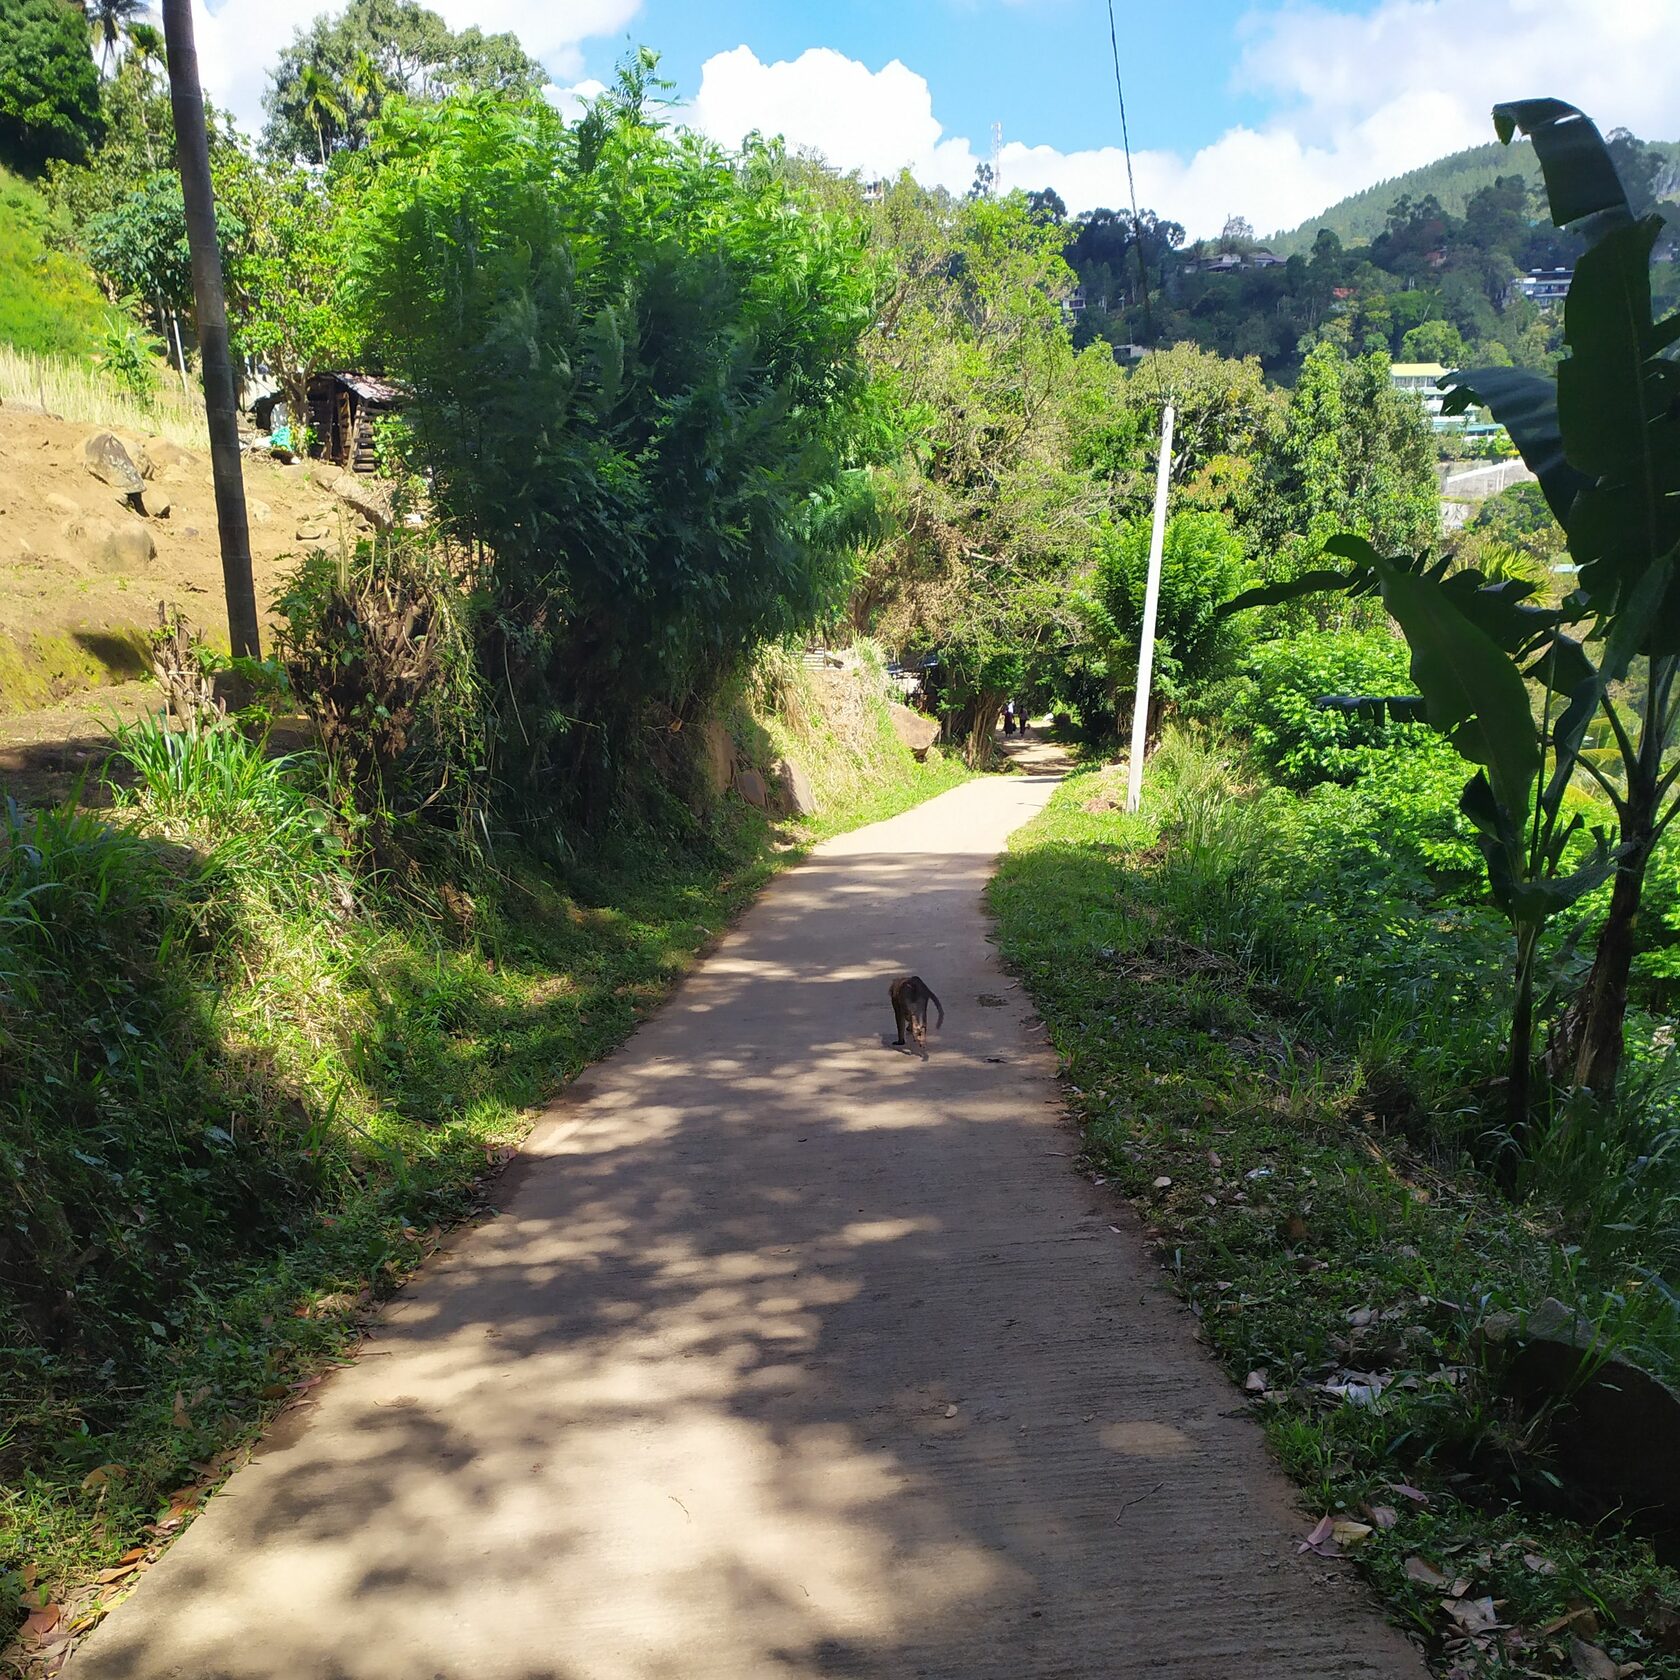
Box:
[734,767,769,809]
[700,721,735,793]
[84,431,144,499]
[889,701,941,760]
[331,471,394,532]
[1480,1296,1680,1514]
[774,758,818,816]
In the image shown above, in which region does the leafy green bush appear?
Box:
[1227,627,1430,785]
[275,537,487,856]
[0,0,102,171]
[1072,509,1252,735]
[349,64,882,820]
[1144,728,1508,1101]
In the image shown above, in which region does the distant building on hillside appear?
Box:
[1510,267,1574,307]
[1390,362,1451,425]
[1191,246,1286,274]
[305,372,407,473]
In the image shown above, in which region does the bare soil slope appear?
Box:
[0,401,373,716]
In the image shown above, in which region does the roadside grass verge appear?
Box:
[990,755,1680,1680]
[0,676,966,1663]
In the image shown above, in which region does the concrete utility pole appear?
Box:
[161,0,261,662]
[1125,402,1174,814]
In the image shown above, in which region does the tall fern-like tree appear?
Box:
[296,61,343,164]
[85,0,144,74]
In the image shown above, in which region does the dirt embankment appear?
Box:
[0,401,378,718]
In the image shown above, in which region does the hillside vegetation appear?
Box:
[1272,136,1680,252]
[0,168,114,359]
[2,7,1680,1672]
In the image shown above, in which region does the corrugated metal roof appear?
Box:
[324,372,407,404]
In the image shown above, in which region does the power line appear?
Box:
[1104,0,1160,360]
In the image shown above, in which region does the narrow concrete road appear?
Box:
[76,767,1426,1680]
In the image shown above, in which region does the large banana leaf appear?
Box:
[1375,558,1541,829]
[1491,99,1630,233]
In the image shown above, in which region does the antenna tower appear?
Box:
[991,120,1002,194]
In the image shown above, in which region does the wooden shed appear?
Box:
[305,372,406,473]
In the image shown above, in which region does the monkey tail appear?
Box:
[927,987,944,1030]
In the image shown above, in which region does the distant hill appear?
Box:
[0,168,114,361]
[1270,136,1680,255]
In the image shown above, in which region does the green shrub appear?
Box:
[1145,728,1509,1104]
[1070,509,1252,737]
[350,69,881,820]
[1227,627,1430,785]
[274,537,487,857]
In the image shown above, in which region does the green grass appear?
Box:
[0,673,968,1655]
[0,170,115,362]
[990,755,1680,1679]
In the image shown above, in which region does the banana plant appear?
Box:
[1443,99,1680,1103]
[1230,532,1613,1127]
[1229,98,1679,1119]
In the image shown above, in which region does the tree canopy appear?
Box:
[0,0,102,170]
[262,0,545,161]
[348,64,882,816]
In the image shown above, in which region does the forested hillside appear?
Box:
[0,167,116,358]
[1271,134,1680,251]
[1048,128,1679,380]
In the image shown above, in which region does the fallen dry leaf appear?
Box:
[1299,1515,1341,1558]
[1244,1370,1268,1393]
[1332,1520,1374,1548]
[80,1463,128,1491]
[1365,1503,1400,1530]
[1388,1481,1430,1504]
[164,1485,203,1518]
[171,1391,192,1430]
[95,1563,139,1585]
[1405,1557,1448,1588]
[22,1604,62,1643]
[1525,1552,1559,1576]
[1442,1596,1500,1635]
[1570,1638,1619,1680]
[1152,1175,1172,1190]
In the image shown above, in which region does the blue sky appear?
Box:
[571,0,1277,162]
[194,0,1676,238]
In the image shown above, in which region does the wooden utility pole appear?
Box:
[160,0,261,661]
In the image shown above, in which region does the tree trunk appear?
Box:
[962,689,1004,768]
[161,0,260,662]
[1549,815,1654,1100]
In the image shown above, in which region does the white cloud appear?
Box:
[547,79,607,122]
[191,0,642,138]
[687,1,1680,239]
[690,47,981,193]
